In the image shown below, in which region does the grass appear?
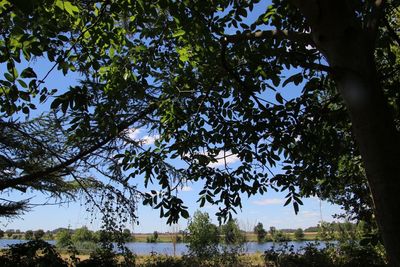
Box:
[57,252,266,266]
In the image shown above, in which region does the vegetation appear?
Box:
[186,211,220,258]
[254,223,267,243]
[294,228,305,241]
[146,231,159,243]
[0,0,399,264]
[220,219,246,245]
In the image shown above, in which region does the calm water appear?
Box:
[0,239,332,255]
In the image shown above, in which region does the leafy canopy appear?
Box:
[0,0,398,226]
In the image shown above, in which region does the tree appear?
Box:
[25,230,33,240]
[221,219,246,245]
[294,228,304,241]
[55,229,72,248]
[71,226,94,243]
[33,229,45,240]
[0,229,3,239]
[187,211,220,258]
[1,1,399,264]
[254,222,267,243]
[269,227,277,238]
[122,228,132,243]
[146,231,159,243]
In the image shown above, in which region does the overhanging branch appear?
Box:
[0,104,156,191]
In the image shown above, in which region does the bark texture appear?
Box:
[293,1,400,266]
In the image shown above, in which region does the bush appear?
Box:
[254,223,267,243]
[142,253,183,267]
[263,242,387,267]
[186,211,220,258]
[294,228,304,241]
[0,240,67,267]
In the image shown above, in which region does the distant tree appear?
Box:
[269,227,277,237]
[6,230,13,238]
[294,228,305,241]
[304,226,320,233]
[0,229,3,238]
[254,223,267,243]
[271,230,290,242]
[25,230,33,240]
[153,231,159,241]
[122,229,132,242]
[71,226,94,243]
[187,211,220,258]
[55,229,72,248]
[34,229,45,240]
[317,222,336,241]
[221,219,246,245]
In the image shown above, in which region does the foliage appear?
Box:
[146,231,159,243]
[122,228,134,242]
[24,230,33,240]
[1,0,399,262]
[254,222,267,243]
[0,240,67,267]
[55,229,72,248]
[221,219,246,245]
[33,229,45,240]
[264,242,387,267]
[294,228,304,241]
[187,211,220,258]
[141,253,184,267]
[0,229,3,238]
[71,226,96,243]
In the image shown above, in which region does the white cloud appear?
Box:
[142,134,160,145]
[299,210,319,218]
[180,186,192,192]
[123,128,159,146]
[208,152,240,167]
[124,128,141,140]
[252,198,285,206]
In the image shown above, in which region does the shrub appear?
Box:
[187,211,220,258]
[0,240,67,267]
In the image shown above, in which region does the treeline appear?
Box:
[0,221,362,243]
[0,227,135,243]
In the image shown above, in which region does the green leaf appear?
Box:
[19,91,30,101]
[275,93,283,104]
[293,202,299,214]
[56,0,79,16]
[4,73,14,82]
[181,209,189,219]
[20,67,37,78]
[284,197,291,206]
[17,79,27,88]
[172,29,186,38]
[22,106,29,114]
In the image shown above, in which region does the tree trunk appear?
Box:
[293,1,400,265]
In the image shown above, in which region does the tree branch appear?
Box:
[0,104,156,191]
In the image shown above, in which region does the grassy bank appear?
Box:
[57,252,266,266]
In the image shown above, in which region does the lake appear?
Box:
[0,239,333,255]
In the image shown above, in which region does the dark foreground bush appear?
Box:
[264,242,387,267]
[0,240,67,267]
[0,240,388,267]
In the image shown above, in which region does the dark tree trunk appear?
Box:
[293,1,400,265]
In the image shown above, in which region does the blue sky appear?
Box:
[1,1,344,233]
